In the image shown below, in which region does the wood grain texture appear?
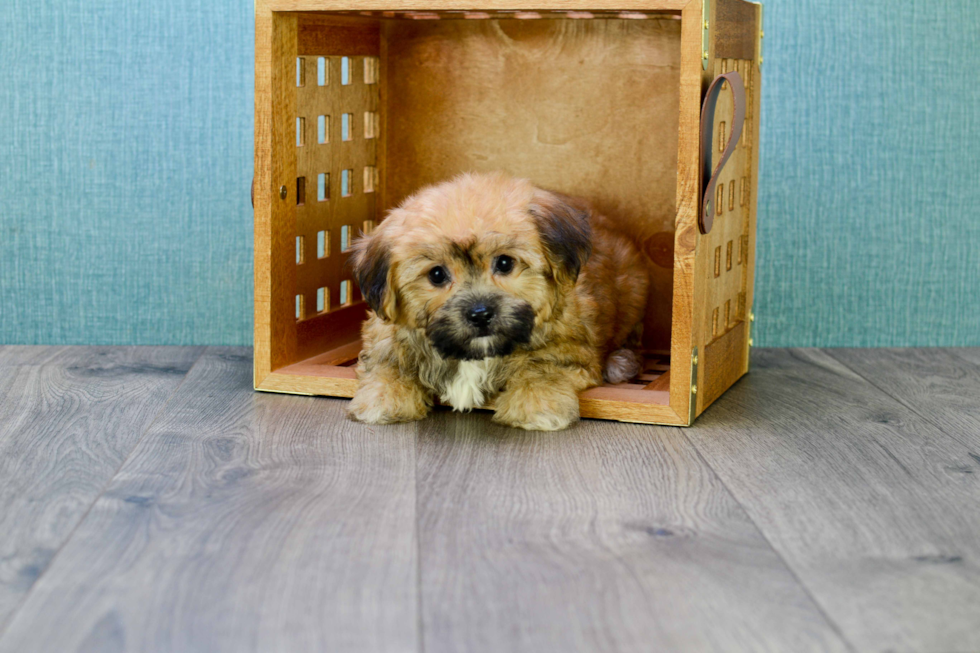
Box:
[0,349,418,653]
[0,346,72,366]
[297,14,380,55]
[0,346,203,634]
[686,348,980,653]
[293,42,378,358]
[827,348,980,450]
[951,348,980,367]
[693,54,758,417]
[414,409,849,653]
[665,0,705,424]
[714,0,758,61]
[701,318,747,407]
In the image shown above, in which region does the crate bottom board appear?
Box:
[256,343,687,425]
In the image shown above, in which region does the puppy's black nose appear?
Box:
[466,303,495,328]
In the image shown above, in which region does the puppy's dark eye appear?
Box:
[428,266,449,286]
[493,255,515,275]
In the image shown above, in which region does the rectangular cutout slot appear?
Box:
[716,184,723,216]
[296,236,304,264]
[296,176,306,206]
[317,287,328,313]
[728,180,736,212]
[317,230,329,259]
[296,117,305,147]
[364,112,378,139]
[714,246,721,277]
[362,220,376,235]
[726,240,733,271]
[341,56,351,85]
[341,169,352,197]
[318,115,328,144]
[317,56,327,86]
[364,57,379,84]
[295,294,304,320]
[341,113,352,141]
[296,57,305,87]
[718,121,726,151]
[340,225,351,252]
[339,280,352,306]
[363,166,376,193]
[317,172,328,201]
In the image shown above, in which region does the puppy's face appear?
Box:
[351,173,591,361]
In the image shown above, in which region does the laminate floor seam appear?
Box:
[824,348,980,452]
[678,413,859,653]
[413,422,426,653]
[0,345,207,644]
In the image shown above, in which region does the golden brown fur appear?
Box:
[348,172,648,431]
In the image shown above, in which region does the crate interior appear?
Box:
[278,10,684,406]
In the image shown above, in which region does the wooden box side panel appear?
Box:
[255,11,300,386]
[691,0,761,418]
[256,12,384,387]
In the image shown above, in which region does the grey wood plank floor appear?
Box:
[415,412,847,653]
[0,345,977,652]
[0,349,418,653]
[685,349,980,653]
[0,346,203,633]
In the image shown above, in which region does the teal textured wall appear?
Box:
[1,0,978,346]
[754,0,980,346]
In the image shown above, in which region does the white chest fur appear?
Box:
[440,359,497,412]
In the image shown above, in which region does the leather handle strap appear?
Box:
[699,71,746,234]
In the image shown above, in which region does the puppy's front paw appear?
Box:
[349,377,431,425]
[493,385,579,431]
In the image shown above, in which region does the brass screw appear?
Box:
[691,384,698,395]
[703,50,709,59]
[692,354,699,365]
[279,185,288,200]
[749,338,755,347]
[749,312,755,322]
[703,20,709,29]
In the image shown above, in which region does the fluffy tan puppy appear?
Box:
[348,172,649,431]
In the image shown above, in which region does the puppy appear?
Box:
[348,172,649,431]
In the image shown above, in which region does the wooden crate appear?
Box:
[253,0,763,426]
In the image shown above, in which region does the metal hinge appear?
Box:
[689,346,700,424]
[757,3,765,67]
[702,0,711,71]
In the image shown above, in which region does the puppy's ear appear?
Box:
[529,190,593,285]
[350,228,396,321]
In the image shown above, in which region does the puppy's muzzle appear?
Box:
[427,291,534,361]
[465,302,495,330]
